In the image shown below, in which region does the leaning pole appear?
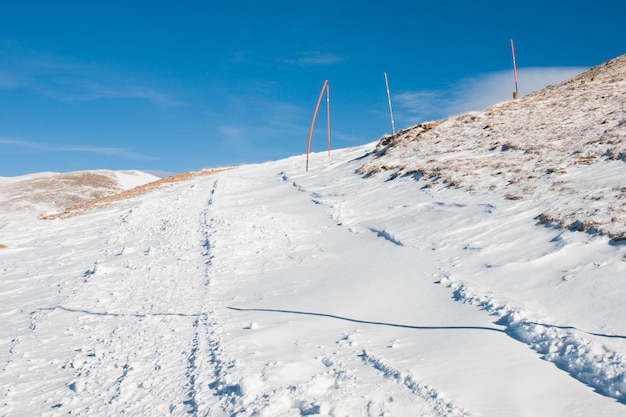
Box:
[306,80,330,172]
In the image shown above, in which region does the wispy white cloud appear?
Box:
[60,81,185,107]
[0,137,155,160]
[332,131,370,146]
[278,52,344,66]
[57,146,156,160]
[0,71,22,88]
[393,67,589,125]
[392,90,442,123]
[215,94,309,158]
[0,137,40,148]
[0,48,184,107]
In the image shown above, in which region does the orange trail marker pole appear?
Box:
[306,80,328,172]
[510,39,519,99]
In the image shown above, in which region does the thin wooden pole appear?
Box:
[306,80,328,172]
[326,83,331,156]
[510,39,519,99]
[384,72,396,135]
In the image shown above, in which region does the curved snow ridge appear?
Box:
[360,350,472,417]
[444,278,626,403]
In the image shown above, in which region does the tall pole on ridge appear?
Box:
[384,72,396,135]
[510,39,519,99]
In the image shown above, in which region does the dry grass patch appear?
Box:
[42,168,229,220]
[61,172,120,189]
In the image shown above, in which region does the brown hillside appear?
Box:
[41,168,228,220]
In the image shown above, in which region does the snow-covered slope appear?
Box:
[360,54,626,241]
[0,170,159,227]
[0,56,625,417]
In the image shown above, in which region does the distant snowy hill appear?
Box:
[0,56,624,417]
[0,170,159,227]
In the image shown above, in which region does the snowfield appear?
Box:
[1,55,625,416]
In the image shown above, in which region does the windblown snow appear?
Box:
[0,55,625,417]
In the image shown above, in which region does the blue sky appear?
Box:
[1,1,624,176]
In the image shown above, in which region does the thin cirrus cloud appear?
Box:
[39,74,184,107]
[57,146,157,160]
[0,49,184,107]
[0,137,155,160]
[0,138,34,151]
[215,94,310,158]
[393,67,589,125]
[59,80,185,107]
[278,52,344,66]
[0,71,22,89]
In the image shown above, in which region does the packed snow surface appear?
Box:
[1,56,625,416]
